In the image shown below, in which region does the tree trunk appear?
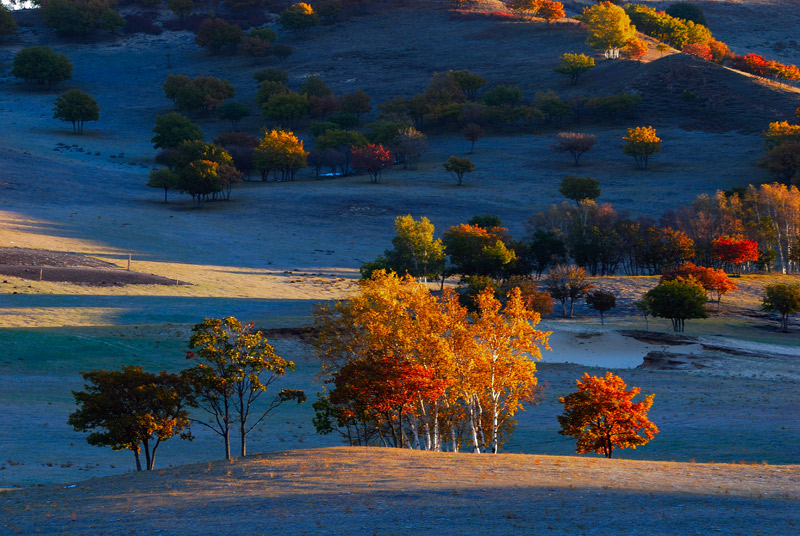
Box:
[132,448,142,471]
[240,417,247,458]
[224,427,231,460]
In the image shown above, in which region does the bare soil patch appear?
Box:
[0,247,185,285]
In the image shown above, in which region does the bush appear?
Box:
[12,46,73,90]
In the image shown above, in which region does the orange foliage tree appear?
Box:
[538,0,564,23]
[558,372,658,458]
[661,262,737,310]
[312,271,550,453]
[711,236,759,275]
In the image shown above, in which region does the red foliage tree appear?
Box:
[682,43,712,61]
[711,236,759,275]
[351,144,392,183]
[661,262,737,310]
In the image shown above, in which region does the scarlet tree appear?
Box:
[558,372,658,458]
[351,144,392,183]
[661,262,737,311]
[711,236,759,275]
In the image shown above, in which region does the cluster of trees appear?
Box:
[759,119,800,185]
[40,0,124,37]
[313,271,659,456]
[507,0,564,24]
[312,271,550,453]
[11,46,73,89]
[163,74,236,115]
[69,317,305,470]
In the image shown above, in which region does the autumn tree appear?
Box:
[559,175,600,205]
[622,37,648,61]
[586,289,616,324]
[551,132,597,166]
[443,222,516,280]
[761,283,800,332]
[546,264,594,317]
[554,53,595,85]
[351,144,392,183]
[183,317,306,459]
[661,262,736,311]
[642,278,708,332]
[68,367,192,471]
[444,155,475,185]
[315,129,368,175]
[711,237,759,275]
[583,1,636,58]
[253,129,308,181]
[280,2,320,35]
[558,372,658,458]
[360,214,445,282]
[53,89,99,134]
[151,112,203,149]
[12,46,72,90]
[623,126,661,169]
[538,0,565,23]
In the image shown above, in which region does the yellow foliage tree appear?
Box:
[253,129,308,181]
[622,126,661,169]
[583,1,636,58]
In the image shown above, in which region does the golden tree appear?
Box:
[558,372,658,458]
[622,126,661,169]
[583,1,636,58]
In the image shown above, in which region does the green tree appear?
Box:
[443,155,475,185]
[450,70,486,100]
[254,68,288,85]
[623,126,661,169]
[183,317,306,459]
[41,0,124,37]
[300,75,333,97]
[314,128,368,175]
[583,1,636,58]
[0,5,18,36]
[559,175,600,205]
[53,89,99,134]
[217,100,250,128]
[12,46,73,90]
[558,372,658,458]
[339,89,372,118]
[554,53,595,85]
[167,0,194,20]
[147,168,180,202]
[262,91,310,128]
[665,1,707,26]
[585,289,616,325]
[272,43,294,61]
[443,222,516,280]
[68,366,192,471]
[179,160,224,207]
[361,215,445,282]
[761,283,800,332]
[151,112,203,149]
[643,278,708,332]
[195,17,243,54]
[280,2,320,36]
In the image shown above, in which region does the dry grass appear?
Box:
[3,447,798,535]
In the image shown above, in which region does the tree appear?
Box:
[394,127,428,170]
[583,1,636,58]
[622,126,661,169]
[661,262,736,311]
[622,37,648,61]
[12,46,73,90]
[179,160,223,207]
[360,215,445,282]
[643,278,708,332]
[217,100,250,128]
[559,175,600,205]
[546,264,594,318]
[758,142,800,184]
[262,91,310,128]
[552,132,597,165]
[586,289,615,324]
[254,68,288,85]
[665,1,707,26]
[253,129,308,181]
[558,372,658,458]
[339,89,372,118]
[351,144,392,183]
[195,17,243,54]
[761,283,800,332]
[314,129,368,175]
[450,70,486,100]
[711,237,759,275]
[53,89,99,134]
[272,43,294,61]
[462,123,484,153]
[444,156,475,185]
[554,53,595,85]
[0,5,18,36]
[147,168,180,202]
[40,0,123,37]
[300,76,333,98]
[151,112,203,149]
[183,317,306,459]
[538,0,564,23]
[443,223,516,280]
[164,74,236,114]
[280,2,320,36]
[167,0,194,20]
[68,366,192,471]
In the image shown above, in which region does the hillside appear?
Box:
[3,447,799,535]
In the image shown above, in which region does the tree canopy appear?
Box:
[12,46,73,89]
[151,112,203,149]
[53,89,99,134]
[360,215,445,282]
[554,53,595,85]
[761,283,800,332]
[583,1,636,57]
[623,126,661,169]
[68,366,192,471]
[643,278,708,332]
